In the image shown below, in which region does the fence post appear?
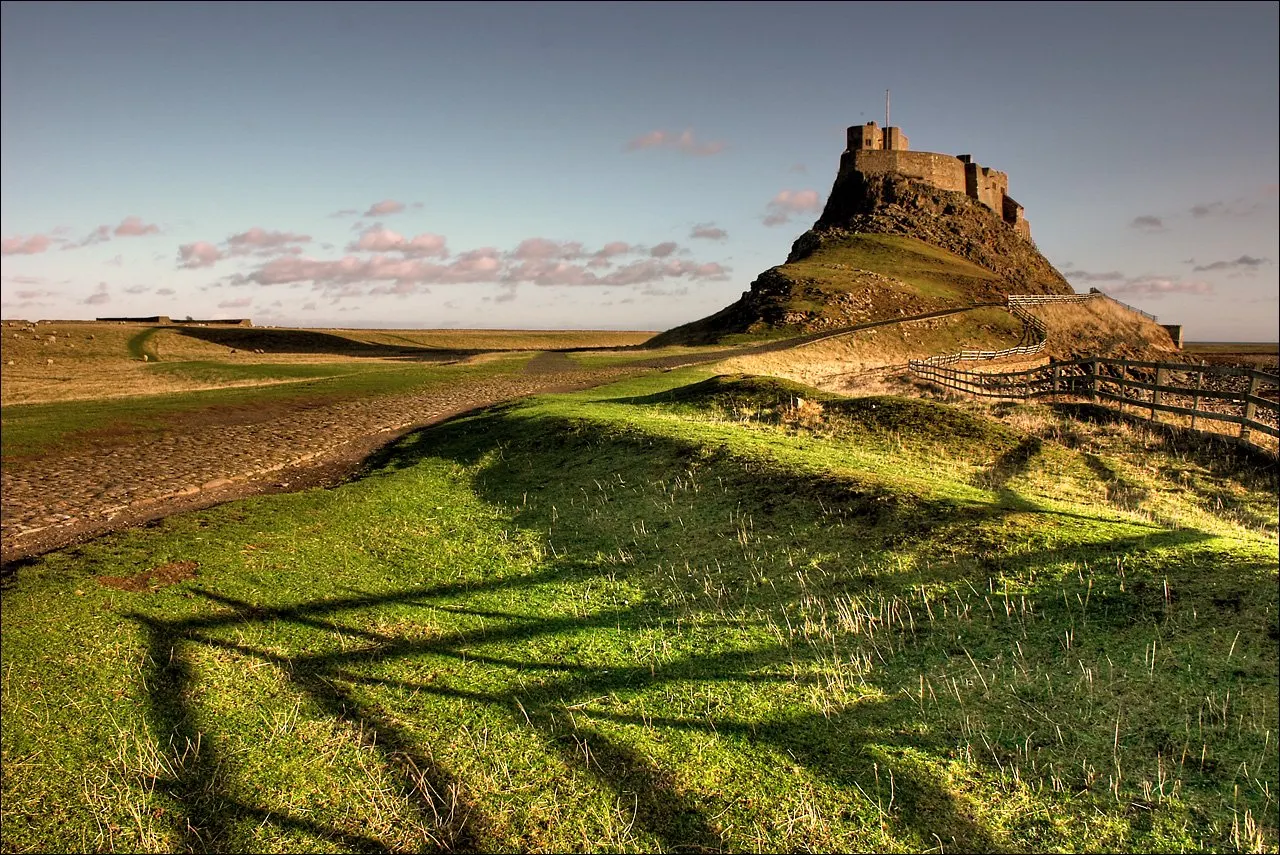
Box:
[1119,358,1130,415]
[1051,360,1060,395]
[1240,371,1262,443]
[1089,359,1099,402]
[1190,362,1204,430]
[1152,364,1166,422]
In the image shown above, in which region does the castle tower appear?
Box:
[847,121,883,151]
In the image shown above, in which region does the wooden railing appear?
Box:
[908,357,1280,450]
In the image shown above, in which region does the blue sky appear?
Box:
[2,1,1276,339]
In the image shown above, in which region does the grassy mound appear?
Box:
[3,369,1276,853]
[649,234,1021,348]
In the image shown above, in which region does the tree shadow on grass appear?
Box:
[115,397,1262,852]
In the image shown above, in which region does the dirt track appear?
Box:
[0,308,1048,569]
[0,364,645,568]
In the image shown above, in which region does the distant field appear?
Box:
[0,322,656,406]
[1184,342,1279,352]
[1183,342,1279,369]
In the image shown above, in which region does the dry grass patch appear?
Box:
[717,308,1024,394]
[1027,299,1180,360]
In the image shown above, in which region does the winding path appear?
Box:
[2,305,1013,566]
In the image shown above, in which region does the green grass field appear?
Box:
[2,369,1276,853]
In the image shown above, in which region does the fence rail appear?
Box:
[909,357,1280,451]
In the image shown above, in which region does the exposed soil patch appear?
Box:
[97,559,198,592]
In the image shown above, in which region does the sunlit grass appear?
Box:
[3,369,1276,852]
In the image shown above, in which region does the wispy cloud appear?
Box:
[113,216,160,237]
[625,129,726,156]
[1128,215,1165,231]
[690,223,728,241]
[218,296,253,309]
[1107,276,1214,297]
[1190,255,1270,273]
[227,227,312,251]
[763,189,823,227]
[1062,266,1126,283]
[649,241,678,258]
[83,283,111,305]
[362,199,409,217]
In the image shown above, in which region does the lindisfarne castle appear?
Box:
[835,121,1031,239]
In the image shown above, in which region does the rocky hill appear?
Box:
[650,170,1074,348]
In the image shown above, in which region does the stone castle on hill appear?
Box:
[840,121,1031,239]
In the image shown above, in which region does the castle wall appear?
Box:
[964,164,1007,212]
[853,150,966,194]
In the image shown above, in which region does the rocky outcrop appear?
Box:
[799,172,1072,294]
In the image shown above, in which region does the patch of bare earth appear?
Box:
[97,560,198,592]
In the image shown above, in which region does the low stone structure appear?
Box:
[96,316,253,326]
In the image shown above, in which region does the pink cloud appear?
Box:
[177,241,224,269]
[690,223,728,241]
[510,238,585,261]
[218,297,253,309]
[347,225,447,257]
[224,234,730,296]
[596,258,728,287]
[1,234,53,255]
[363,199,406,217]
[625,129,726,156]
[124,285,149,294]
[586,241,633,268]
[763,189,823,226]
[226,227,312,249]
[114,216,160,237]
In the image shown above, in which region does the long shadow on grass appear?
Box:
[119,396,1256,851]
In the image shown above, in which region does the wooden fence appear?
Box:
[909,356,1280,451]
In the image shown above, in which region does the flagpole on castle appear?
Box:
[885,89,890,127]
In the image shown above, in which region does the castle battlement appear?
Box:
[839,122,1030,239]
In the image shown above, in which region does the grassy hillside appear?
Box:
[649,234,1018,347]
[3,370,1276,853]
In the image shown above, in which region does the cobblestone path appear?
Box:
[1,365,640,564]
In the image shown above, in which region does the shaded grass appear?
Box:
[2,369,1276,852]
